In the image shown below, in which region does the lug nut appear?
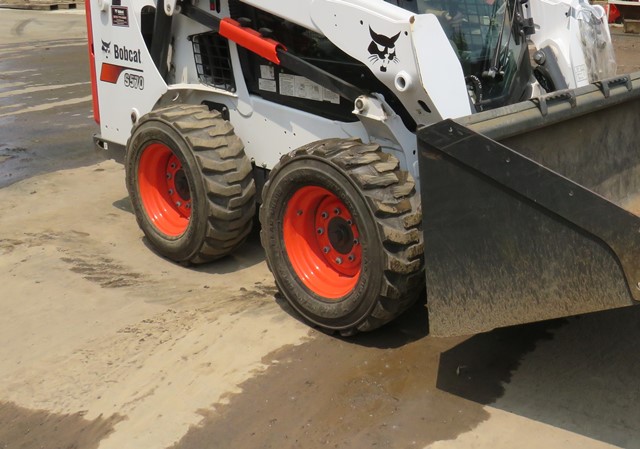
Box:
[347,220,352,225]
[353,239,359,245]
[323,246,330,254]
[321,211,328,219]
[185,204,191,209]
[168,189,174,195]
[166,173,172,180]
[317,227,324,235]
[348,254,355,262]
[176,201,182,207]
[171,163,177,169]
[334,208,341,215]
[335,257,343,264]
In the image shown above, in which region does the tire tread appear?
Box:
[127,104,255,264]
[260,138,424,335]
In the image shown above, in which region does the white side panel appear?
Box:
[90,0,168,145]
[163,88,369,171]
[232,98,369,169]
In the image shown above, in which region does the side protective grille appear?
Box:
[191,31,235,92]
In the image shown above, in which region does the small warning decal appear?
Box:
[260,65,275,80]
[574,64,588,83]
[258,78,277,93]
[112,6,129,27]
[277,73,340,104]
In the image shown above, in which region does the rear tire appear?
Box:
[260,138,424,335]
[125,104,256,264]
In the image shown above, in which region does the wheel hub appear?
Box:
[313,195,360,276]
[165,154,192,217]
[138,143,192,237]
[327,217,355,255]
[283,185,362,299]
[173,169,191,201]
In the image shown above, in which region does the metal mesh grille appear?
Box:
[191,32,235,92]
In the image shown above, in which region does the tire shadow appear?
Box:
[192,224,266,274]
[138,224,266,274]
[112,197,133,214]
[274,288,431,349]
[116,197,266,274]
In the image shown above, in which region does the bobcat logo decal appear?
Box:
[101,40,111,55]
[367,27,400,72]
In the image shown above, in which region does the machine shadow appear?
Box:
[436,318,565,404]
[435,305,640,447]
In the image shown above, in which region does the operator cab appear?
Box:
[388,0,535,111]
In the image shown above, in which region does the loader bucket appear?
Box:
[418,73,640,337]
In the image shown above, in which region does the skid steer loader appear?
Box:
[86,0,640,336]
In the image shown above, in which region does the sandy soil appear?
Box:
[1,8,640,449]
[0,159,313,449]
[1,159,631,448]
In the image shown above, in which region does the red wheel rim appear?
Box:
[138,142,192,237]
[283,186,362,299]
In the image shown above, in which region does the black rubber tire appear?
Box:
[260,138,424,335]
[125,104,256,264]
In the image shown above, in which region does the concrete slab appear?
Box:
[624,18,640,33]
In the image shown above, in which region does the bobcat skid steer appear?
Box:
[85,0,640,336]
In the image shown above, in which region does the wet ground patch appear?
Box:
[435,306,640,447]
[0,39,106,189]
[0,401,124,449]
[168,302,490,449]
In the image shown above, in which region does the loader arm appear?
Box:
[179,4,367,103]
[165,0,473,124]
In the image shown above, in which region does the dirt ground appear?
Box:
[611,26,640,73]
[1,8,640,449]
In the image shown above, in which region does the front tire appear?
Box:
[260,138,424,335]
[125,104,256,264]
